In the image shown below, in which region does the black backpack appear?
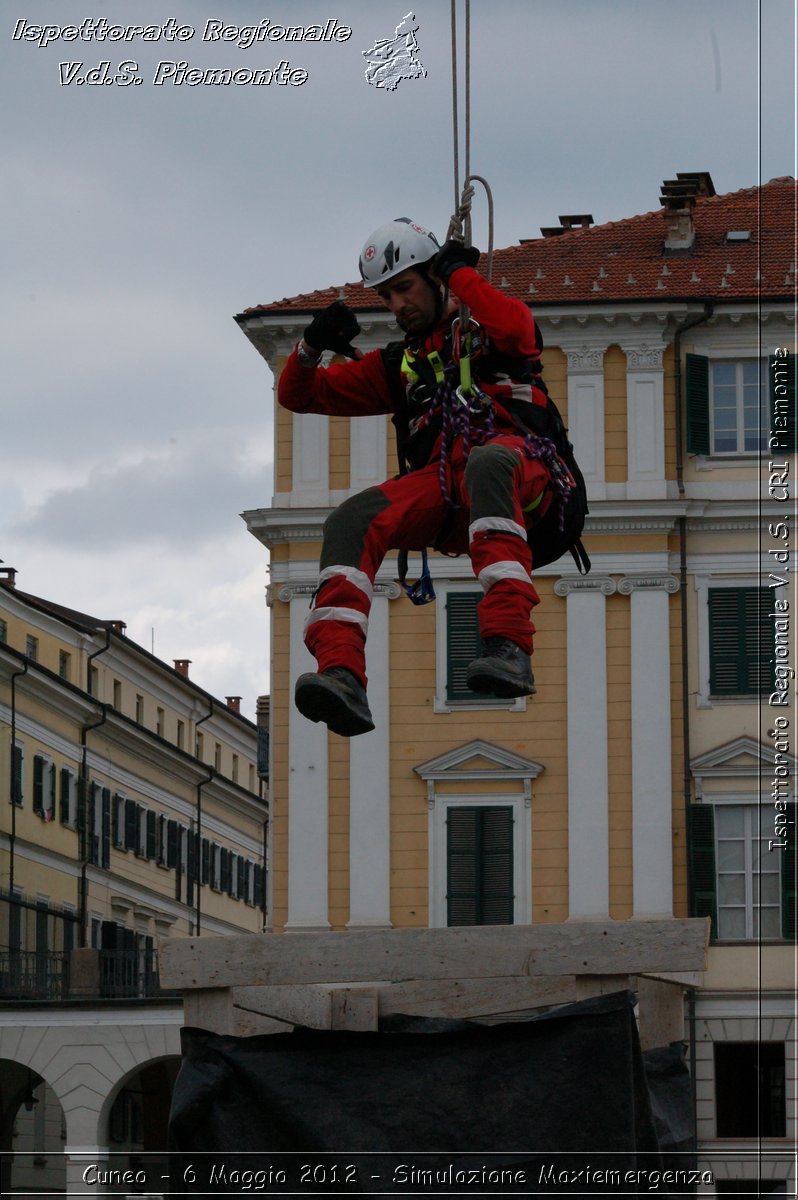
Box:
[382,339,591,577]
[502,387,591,575]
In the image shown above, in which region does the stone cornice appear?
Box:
[244,498,780,549]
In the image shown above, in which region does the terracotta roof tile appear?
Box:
[237,177,796,319]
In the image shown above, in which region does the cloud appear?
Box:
[9,432,272,551]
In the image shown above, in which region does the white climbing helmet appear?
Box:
[359,217,441,288]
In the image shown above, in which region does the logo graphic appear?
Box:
[364,245,376,261]
[362,11,426,91]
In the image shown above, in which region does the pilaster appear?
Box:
[555,575,616,919]
[620,338,667,499]
[560,341,608,500]
[347,589,397,930]
[618,574,679,918]
[284,591,330,930]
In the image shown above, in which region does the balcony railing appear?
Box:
[0,950,69,1001]
[0,947,178,1002]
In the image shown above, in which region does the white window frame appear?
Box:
[708,356,767,457]
[690,332,772,468]
[433,581,526,714]
[713,799,782,942]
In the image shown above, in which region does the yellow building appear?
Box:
[238,173,795,1193]
[0,567,268,1193]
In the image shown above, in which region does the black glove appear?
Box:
[430,240,481,284]
[303,301,361,358]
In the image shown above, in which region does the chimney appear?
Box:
[539,213,593,238]
[0,567,17,588]
[226,695,242,713]
[660,173,714,252]
[173,659,191,678]
[108,621,127,635]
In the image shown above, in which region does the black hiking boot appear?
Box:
[295,667,375,737]
[466,637,536,699]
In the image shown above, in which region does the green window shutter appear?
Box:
[687,804,717,941]
[769,353,796,454]
[59,767,72,824]
[88,783,99,865]
[708,588,773,696]
[254,864,265,908]
[33,755,45,817]
[12,745,24,807]
[146,810,157,860]
[447,806,514,926]
[101,789,111,868]
[124,799,137,851]
[685,353,710,454]
[446,591,483,701]
[782,802,796,941]
[48,762,56,821]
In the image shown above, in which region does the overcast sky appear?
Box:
[2,0,794,718]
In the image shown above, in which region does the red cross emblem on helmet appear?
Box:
[364,245,376,261]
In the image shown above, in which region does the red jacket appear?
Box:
[278,266,546,470]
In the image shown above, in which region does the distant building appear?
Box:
[0,568,268,1194]
[237,173,796,1193]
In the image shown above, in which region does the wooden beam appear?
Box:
[160,919,709,991]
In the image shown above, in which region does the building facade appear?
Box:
[238,173,795,1192]
[0,570,268,1194]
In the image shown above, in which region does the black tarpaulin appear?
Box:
[168,991,693,1195]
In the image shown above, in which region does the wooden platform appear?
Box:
[160,918,709,1051]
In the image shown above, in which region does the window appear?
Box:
[714,1042,786,1138]
[135,804,147,858]
[687,803,795,941]
[177,720,185,750]
[135,694,144,724]
[446,806,514,926]
[686,352,796,456]
[708,587,775,697]
[32,755,56,822]
[58,650,71,680]
[0,619,6,642]
[112,794,126,848]
[156,707,164,737]
[59,767,77,826]
[25,635,38,661]
[232,754,239,783]
[214,742,222,772]
[112,680,122,710]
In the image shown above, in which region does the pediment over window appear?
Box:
[690,735,796,778]
[414,739,544,783]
